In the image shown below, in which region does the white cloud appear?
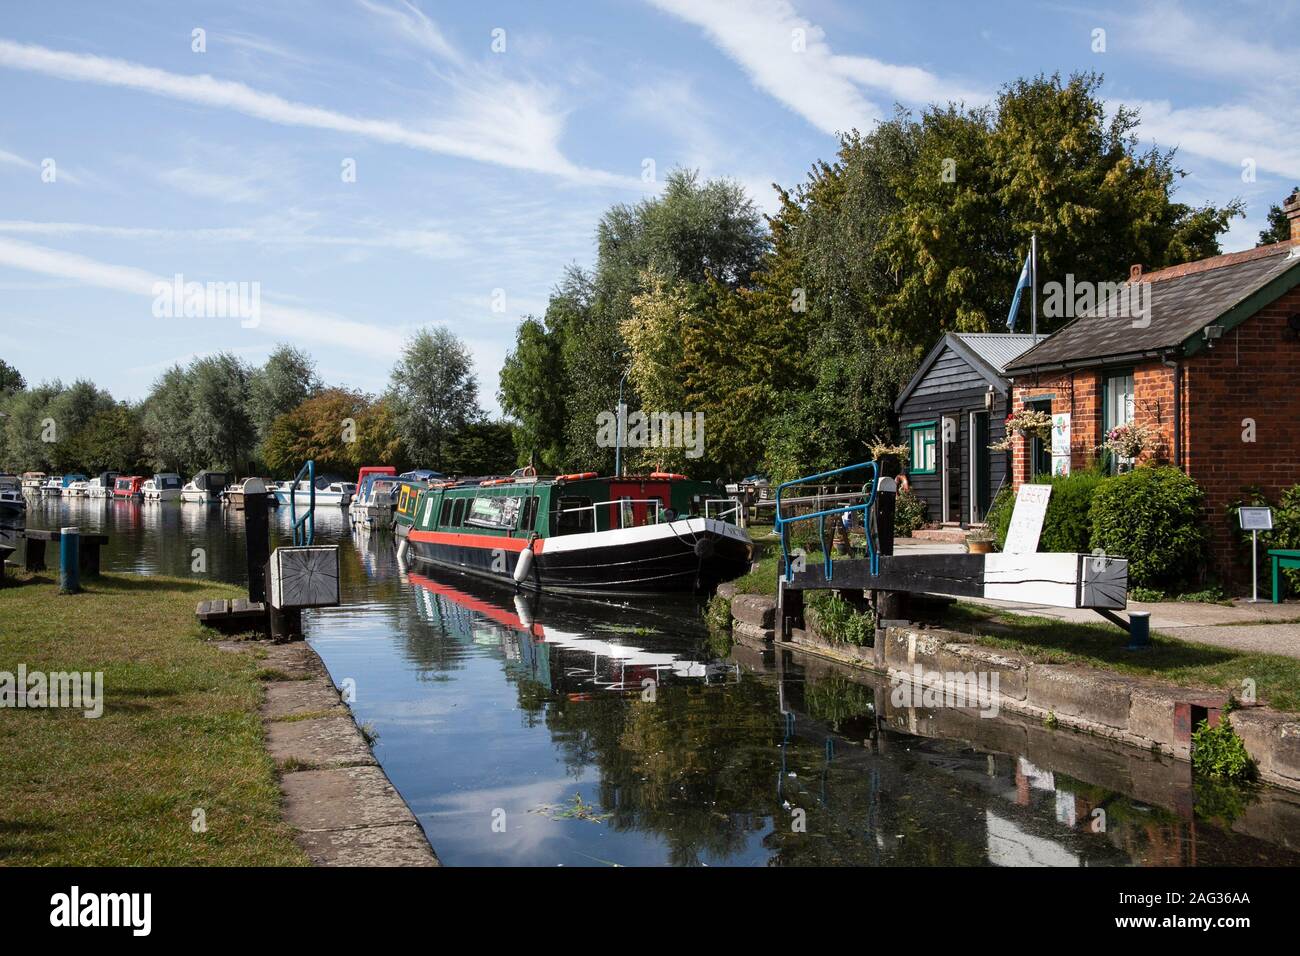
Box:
[0,38,633,187]
[645,0,987,135]
[1122,3,1298,85]
[0,236,407,358]
[356,0,461,62]
[1130,100,1300,180]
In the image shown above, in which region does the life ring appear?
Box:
[556,472,597,481]
[649,472,688,480]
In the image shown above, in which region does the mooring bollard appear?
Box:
[59,526,80,594]
[1126,611,1152,651]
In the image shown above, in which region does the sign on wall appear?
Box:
[1050,412,1071,477]
[1004,484,1053,555]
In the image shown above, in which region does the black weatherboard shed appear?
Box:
[894,333,1038,527]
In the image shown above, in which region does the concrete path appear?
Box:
[219,639,439,866]
[893,538,1300,659]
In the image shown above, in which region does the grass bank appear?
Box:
[947,603,1300,713]
[0,572,308,865]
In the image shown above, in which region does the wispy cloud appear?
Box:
[0,37,634,187]
[356,0,461,62]
[0,143,84,184]
[645,0,987,135]
[0,236,407,358]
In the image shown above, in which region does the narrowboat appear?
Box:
[142,473,183,501]
[113,475,146,499]
[181,470,231,503]
[397,472,751,594]
[349,466,398,528]
[20,472,46,495]
[86,472,119,498]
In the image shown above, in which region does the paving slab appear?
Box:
[266,716,376,768]
[281,766,418,831]
[294,822,439,867]
[262,680,344,720]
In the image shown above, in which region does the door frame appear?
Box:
[969,410,991,524]
[940,414,959,524]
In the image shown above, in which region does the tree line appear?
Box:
[0,328,514,479]
[499,72,1261,481]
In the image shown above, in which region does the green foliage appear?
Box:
[808,591,875,646]
[985,471,1103,553]
[499,316,566,471]
[805,673,875,730]
[1090,466,1206,588]
[387,328,479,472]
[702,593,732,636]
[0,358,24,395]
[1191,718,1256,783]
[262,388,403,477]
[246,344,320,450]
[893,486,928,537]
[987,485,1015,550]
[1270,484,1300,591]
[1257,187,1298,246]
[443,420,517,476]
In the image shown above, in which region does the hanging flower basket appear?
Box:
[989,408,1052,451]
[1099,421,1157,461]
[869,438,909,478]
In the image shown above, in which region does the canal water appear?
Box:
[13,497,1300,866]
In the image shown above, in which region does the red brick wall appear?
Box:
[1008,286,1300,587]
[1184,286,1300,583]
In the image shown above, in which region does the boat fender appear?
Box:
[693,537,715,559]
[396,537,409,565]
[513,539,536,584]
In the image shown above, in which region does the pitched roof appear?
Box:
[894,332,1038,411]
[1006,240,1300,374]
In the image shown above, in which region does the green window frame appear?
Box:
[908,421,938,475]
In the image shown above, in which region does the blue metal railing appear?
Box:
[775,460,879,583]
[289,459,316,546]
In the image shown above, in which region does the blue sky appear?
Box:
[1,0,1295,413]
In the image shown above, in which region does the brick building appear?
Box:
[1003,193,1300,585]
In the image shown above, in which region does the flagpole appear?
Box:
[1030,233,1038,344]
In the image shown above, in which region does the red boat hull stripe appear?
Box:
[407,529,542,553]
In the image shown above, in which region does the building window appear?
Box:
[908,421,937,474]
[1027,399,1052,478]
[1102,369,1136,473]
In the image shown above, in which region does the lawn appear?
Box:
[0,572,308,865]
[946,603,1300,713]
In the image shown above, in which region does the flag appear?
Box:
[1006,248,1032,330]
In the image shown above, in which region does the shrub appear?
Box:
[1271,484,1300,591]
[1191,718,1256,783]
[893,487,927,537]
[986,470,1104,553]
[1090,466,1206,589]
[808,591,874,646]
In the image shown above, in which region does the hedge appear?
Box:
[1090,466,1206,589]
[987,470,1105,554]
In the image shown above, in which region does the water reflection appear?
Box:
[17,498,1300,866]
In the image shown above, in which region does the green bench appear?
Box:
[1269,549,1300,603]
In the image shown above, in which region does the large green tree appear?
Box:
[247,344,320,450]
[387,327,480,471]
[0,359,24,396]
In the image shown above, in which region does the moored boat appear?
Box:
[181,470,230,503]
[397,471,751,594]
[86,472,119,498]
[112,475,146,499]
[272,477,354,507]
[20,472,46,495]
[41,476,64,496]
[65,479,89,497]
[0,475,25,522]
[142,473,183,501]
[349,466,398,528]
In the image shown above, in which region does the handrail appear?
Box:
[775,460,879,583]
[704,498,741,523]
[555,498,663,530]
[289,459,316,546]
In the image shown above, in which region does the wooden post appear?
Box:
[59,527,80,594]
[243,480,270,604]
[777,573,803,642]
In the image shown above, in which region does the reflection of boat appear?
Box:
[398,472,751,594]
[0,475,25,522]
[181,470,230,503]
[142,473,182,501]
[406,570,732,694]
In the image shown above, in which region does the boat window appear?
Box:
[520,496,539,532]
[439,498,455,527]
[450,498,466,527]
[465,495,522,530]
[557,497,593,535]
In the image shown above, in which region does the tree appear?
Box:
[387,328,480,471]
[444,420,517,475]
[0,359,24,395]
[141,365,199,472]
[248,344,320,448]
[1,381,61,472]
[499,315,566,471]
[187,353,255,472]
[45,380,116,472]
[1258,188,1298,245]
[74,404,146,473]
[263,388,389,476]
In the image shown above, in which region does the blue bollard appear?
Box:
[60,526,80,594]
[1125,610,1151,651]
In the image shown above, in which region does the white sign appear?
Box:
[1051,413,1071,456]
[1004,484,1053,555]
[1051,455,1070,477]
[1239,506,1273,531]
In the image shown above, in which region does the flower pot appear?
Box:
[967,540,993,554]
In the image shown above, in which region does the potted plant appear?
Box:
[966,528,995,554]
[869,438,909,478]
[989,408,1053,452]
[1098,420,1158,465]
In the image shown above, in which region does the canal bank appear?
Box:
[723,588,1300,794]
